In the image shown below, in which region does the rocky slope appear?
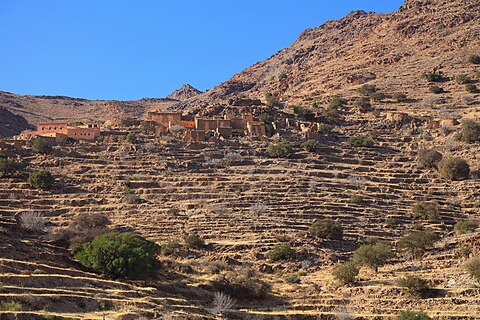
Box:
[173,0,480,116]
[0,107,32,137]
[166,84,202,101]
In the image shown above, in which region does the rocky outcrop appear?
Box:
[166,84,202,101]
[0,107,32,137]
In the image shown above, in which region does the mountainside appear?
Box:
[174,0,480,116]
[0,107,32,137]
[166,84,202,101]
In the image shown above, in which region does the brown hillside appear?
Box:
[166,84,202,101]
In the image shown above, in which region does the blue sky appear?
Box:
[1,1,404,100]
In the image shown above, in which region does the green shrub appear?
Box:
[28,171,54,189]
[309,219,343,240]
[349,194,364,204]
[428,85,444,94]
[460,246,472,258]
[285,273,300,284]
[125,132,137,144]
[353,242,393,272]
[455,74,471,84]
[438,157,470,181]
[184,233,205,249]
[302,140,317,152]
[468,54,480,64]
[398,275,431,298]
[417,149,443,169]
[454,220,479,235]
[30,137,52,154]
[278,73,288,81]
[476,70,480,79]
[75,232,160,279]
[332,261,359,285]
[398,311,431,320]
[456,119,480,143]
[348,136,374,147]
[357,84,377,96]
[465,257,480,281]
[0,158,26,178]
[423,72,443,82]
[160,239,182,256]
[329,97,347,108]
[321,105,342,123]
[211,267,270,300]
[398,230,439,259]
[293,106,314,120]
[0,301,23,311]
[354,97,373,112]
[265,92,279,107]
[412,202,439,221]
[268,141,293,158]
[465,84,478,93]
[267,244,296,261]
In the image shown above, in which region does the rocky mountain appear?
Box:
[166,84,202,101]
[173,0,480,117]
[0,106,32,137]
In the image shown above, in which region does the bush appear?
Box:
[265,92,279,107]
[309,219,343,240]
[0,301,23,311]
[293,106,314,120]
[398,230,439,259]
[349,194,364,204]
[317,123,333,135]
[348,136,374,147]
[412,202,439,221]
[18,211,47,232]
[438,157,470,181]
[468,54,480,64]
[354,97,372,112]
[211,267,270,300]
[278,73,288,81]
[357,84,377,96]
[329,97,347,108]
[30,137,52,154]
[259,113,273,124]
[428,85,444,94]
[63,213,111,252]
[465,84,478,93]
[125,133,137,144]
[302,140,317,152]
[332,261,359,285]
[75,232,160,279]
[160,239,182,256]
[185,233,205,249]
[0,158,26,178]
[455,74,471,84]
[423,71,443,82]
[417,149,443,169]
[456,120,480,143]
[398,311,431,320]
[454,220,479,235]
[321,105,342,123]
[268,141,293,158]
[27,171,54,189]
[465,257,480,281]
[353,242,393,272]
[267,244,296,261]
[285,273,301,284]
[398,275,431,298]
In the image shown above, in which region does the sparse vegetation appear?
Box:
[329,97,347,108]
[428,85,444,94]
[209,292,235,316]
[27,171,54,189]
[455,74,471,84]
[465,257,480,281]
[265,92,279,107]
[309,219,343,240]
[259,112,273,124]
[75,232,160,279]
[293,105,314,120]
[18,211,47,232]
[465,84,478,93]
[268,141,293,158]
[398,229,439,259]
[211,267,270,300]
[438,157,470,180]
[302,139,318,152]
[398,275,431,298]
[454,220,479,235]
[357,84,377,96]
[348,136,374,147]
[267,244,296,261]
[278,73,288,81]
[412,201,439,221]
[392,93,407,102]
[0,158,26,178]
[468,54,480,64]
[423,71,443,82]
[0,301,23,311]
[184,233,205,249]
[352,242,393,272]
[332,261,359,285]
[456,119,480,143]
[125,132,137,144]
[417,149,443,169]
[349,194,364,204]
[397,311,431,320]
[30,137,52,154]
[321,105,342,123]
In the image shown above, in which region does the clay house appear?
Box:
[145,109,267,142]
[20,122,101,142]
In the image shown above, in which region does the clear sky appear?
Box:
[1,1,404,100]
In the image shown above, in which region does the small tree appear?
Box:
[438,157,470,181]
[27,171,54,189]
[125,133,137,144]
[397,275,431,298]
[465,257,480,281]
[398,230,439,259]
[332,261,359,285]
[184,233,205,249]
[209,292,236,316]
[267,244,296,261]
[398,311,431,320]
[417,149,443,169]
[30,137,52,154]
[268,141,293,158]
[352,242,393,272]
[211,267,270,300]
[75,232,160,279]
[412,202,439,221]
[0,158,26,178]
[454,220,479,235]
[456,119,480,143]
[309,219,343,240]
